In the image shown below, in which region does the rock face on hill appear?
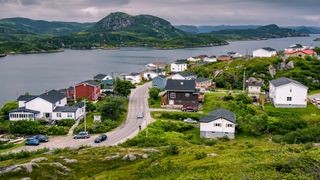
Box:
[88,12,185,39]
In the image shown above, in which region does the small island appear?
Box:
[314,38,320,41]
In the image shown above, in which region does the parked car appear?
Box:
[25,138,40,146]
[137,112,144,119]
[183,118,197,124]
[32,135,49,143]
[182,106,198,112]
[74,131,90,139]
[94,134,108,143]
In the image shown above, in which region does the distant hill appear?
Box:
[0,17,93,36]
[175,25,261,34]
[288,26,320,34]
[208,24,307,40]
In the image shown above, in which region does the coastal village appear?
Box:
[2,43,319,142]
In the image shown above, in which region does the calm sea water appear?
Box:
[0,34,319,107]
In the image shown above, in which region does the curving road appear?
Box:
[9,82,154,153]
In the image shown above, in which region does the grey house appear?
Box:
[200,108,236,139]
[152,75,167,89]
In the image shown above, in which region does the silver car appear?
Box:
[137,112,144,119]
[183,118,197,124]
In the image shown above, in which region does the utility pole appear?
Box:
[243,69,246,92]
[83,99,87,132]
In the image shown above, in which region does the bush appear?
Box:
[195,152,207,160]
[9,120,46,135]
[99,96,127,120]
[158,112,200,121]
[149,88,161,100]
[46,126,68,135]
[165,145,179,155]
[56,119,75,127]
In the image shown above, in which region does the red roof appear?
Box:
[284,49,316,55]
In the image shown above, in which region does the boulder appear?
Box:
[0,165,20,175]
[213,70,224,78]
[50,162,70,173]
[122,154,136,161]
[207,153,218,157]
[286,61,294,69]
[142,148,160,153]
[30,157,48,163]
[141,154,148,159]
[21,178,31,180]
[63,159,78,164]
[105,154,121,161]
[268,65,276,78]
[20,163,38,173]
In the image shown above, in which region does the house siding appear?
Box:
[253,49,277,57]
[152,78,167,89]
[75,84,101,101]
[163,91,198,107]
[200,118,235,139]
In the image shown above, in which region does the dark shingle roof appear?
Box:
[262,47,276,51]
[128,73,141,76]
[94,74,107,80]
[270,77,307,88]
[9,107,40,114]
[75,102,85,108]
[78,80,100,87]
[165,79,196,92]
[39,90,66,104]
[196,78,211,83]
[53,106,78,113]
[248,81,262,87]
[17,95,38,102]
[200,108,236,123]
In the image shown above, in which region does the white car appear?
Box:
[183,118,197,124]
[137,112,144,119]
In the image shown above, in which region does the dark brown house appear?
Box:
[161,79,200,108]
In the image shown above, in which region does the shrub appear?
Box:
[149,88,161,100]
[165,145,179,155]
[195,152,207,160]
[56,119,75,127]
[9,120,46,135]
[158,112,200,120]
[46,126,68,135]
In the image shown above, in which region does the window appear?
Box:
[185,93,190,97]
[67,113,73,118]
[227,124,233,127]
[170,92,176,99]
[287,97,292,101]
[57,113,61,118]
[290,89,292,92]
[214,123,221,127]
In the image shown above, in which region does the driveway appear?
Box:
[8,82,154,153]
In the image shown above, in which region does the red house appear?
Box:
[75,80,101,101]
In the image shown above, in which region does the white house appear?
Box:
[124,73,142,84]
[170,60,188,73]
[253,47,277,58]
[171,72,197,80]
[285,44,308,51]
[200,108,236,139]
[9,90,85,121]
[269,77,308,108]
[143,69,166,80]
[227,52,243,58]
[203,56,217,63]
[145,61,166,70]
[187,57,199,62]
[248,81,262,94]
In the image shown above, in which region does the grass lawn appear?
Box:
[0,143,24,154]
[309,89,320,95]
[148,97,161,108]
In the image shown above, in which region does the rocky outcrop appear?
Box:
[63,159,78,164]
[30,157,48,163]
[213,70,224,78]
[105,154,121,161]
[268,64,276,78]
[0,162,38,175]
[142,148,160,153]
[122,154,137,161]
[50,163,70,173]
[277,61,294,71]
[207,153,218,157]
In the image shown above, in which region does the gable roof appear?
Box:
[289,44,303,48]
[165,79,196,92]
[77,80,100,87]
[284,49,316,55]
[17,95,38,102]
[200,108,236,123]
[248,81,262,87]
[128,72,141,76]
[270,77,307,88]
[94,74,107,80]
[39,90,66,104]
[261,47,276,52]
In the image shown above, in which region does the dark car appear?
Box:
[74,131,90,139]
[94,134,108,143]
[32,135,49,142]
[25,138,40,146]
[182,106,198,112]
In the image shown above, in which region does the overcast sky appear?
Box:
[0,0,319,26]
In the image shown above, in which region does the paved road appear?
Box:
[9,82,154,153]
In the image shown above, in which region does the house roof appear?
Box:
[289,44,303,48]
[128,72,141,76]
[53,106,78,113]
[165,79,196,92]
[9,107,40,114]
[94,74,107,80]
[248,81,262,87]
[200,108,236,123]
[261,47,276,52]
[78,80,100,87]
[17,95,38,102]
[39,90,66,104]
[284,49,316,55]
[178,71,196,77]
[174,59,188,64]
[270,77,307,88]
[196,77,211,83]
